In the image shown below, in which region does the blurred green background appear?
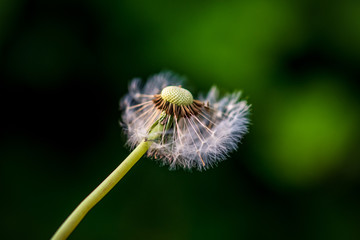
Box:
[1,0,360,239]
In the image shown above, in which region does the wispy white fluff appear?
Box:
[120,72,250,171]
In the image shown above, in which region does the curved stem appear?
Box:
[51,140,151,240]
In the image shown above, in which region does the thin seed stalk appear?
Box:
[51,140,151,240]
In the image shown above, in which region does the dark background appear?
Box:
[1,0,360,239]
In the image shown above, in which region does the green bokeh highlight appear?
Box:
[256,77,358,186]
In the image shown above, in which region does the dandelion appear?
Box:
[51,71,250,239]
[121,71,250,170]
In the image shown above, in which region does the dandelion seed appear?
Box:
[121,71,250,170]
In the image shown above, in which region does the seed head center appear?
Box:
[161,86,193,106]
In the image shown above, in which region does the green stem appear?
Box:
[51,140,152,240]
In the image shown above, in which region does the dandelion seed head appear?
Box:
[120,71,250,171]
[161,86,193,106]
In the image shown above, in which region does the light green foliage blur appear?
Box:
[256,76,358,186]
